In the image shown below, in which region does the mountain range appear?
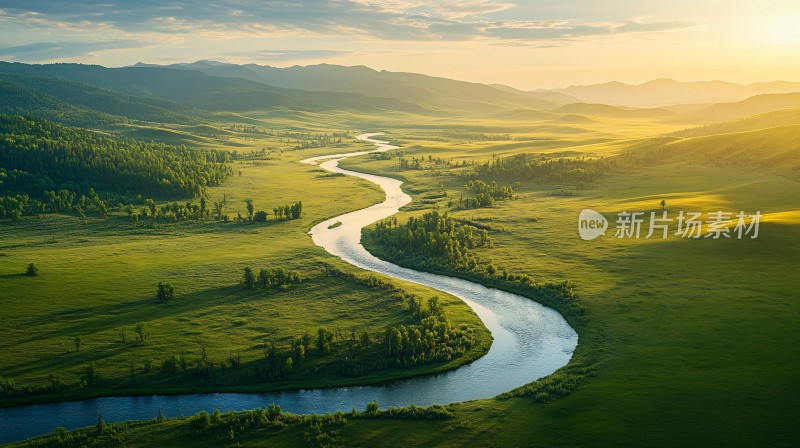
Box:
[1,60,799,128]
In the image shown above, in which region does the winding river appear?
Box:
[0,133,577,444]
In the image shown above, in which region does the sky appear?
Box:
[0,1,798,89]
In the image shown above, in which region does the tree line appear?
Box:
[472,153,609,185]
[242,266,302,289]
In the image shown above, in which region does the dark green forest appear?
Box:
[0,114,233,219]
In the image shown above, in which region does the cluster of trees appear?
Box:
[271,202,303,221]
[444,131,512,142]
[292,132,349,150]
[242,267,302,289]
[0,193,33,219]
[0,114,233,219]
[367,210,492,271]
[473,153,609,185]
[383,296,476,367]
[458,179,514,208]
[222,124,268,135]
[119,197,303,224]
[156,282,174,302]
[397,154,450,171]
[465,180,513,200]
[125,198,208,223]
[0,187,112,220]
[0,374,63,398]
[369,150,404,160]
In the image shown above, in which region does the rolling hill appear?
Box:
[674,108,800,138]
[695,92,800,121]
[554,102,675,118]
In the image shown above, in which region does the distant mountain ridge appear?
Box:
[0,61,431,115]
[131,60,575,112]
[551,78,800,108]
[132,61,800,110]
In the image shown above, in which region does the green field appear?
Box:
[2,61,800,447]
[0,133,491,406]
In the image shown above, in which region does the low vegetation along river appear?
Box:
[0,133,577,444]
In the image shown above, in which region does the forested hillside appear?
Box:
[0,115,233,218]
[0,72,209,127]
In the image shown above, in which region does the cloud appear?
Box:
[0,40,143,60]
[0,1,697,44]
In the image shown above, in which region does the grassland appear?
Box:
[0,128,490,407]
[4,105,800,447]
[334,122,800,446]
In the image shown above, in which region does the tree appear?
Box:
[25,263,38,276]
[365,400,379,414]
[156,281,174,302]
[135,322,149,344]
[82,363,99,386]
[214,201,225,221]
[360,331,371,349]
[96,413,106,434]
[290,201,303,219]
[317,327,333,353]
[428,296,442,316]
[242,267,256,288]
[257,268,270,288]
[200,196,208,218]
[244,198,254,221]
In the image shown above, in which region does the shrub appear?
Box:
[190,411,211,431]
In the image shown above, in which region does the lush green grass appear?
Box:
[5,111,800,446]
[0,135,490,407]
[333,126,800,446]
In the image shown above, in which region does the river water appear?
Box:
[0,133,577,444]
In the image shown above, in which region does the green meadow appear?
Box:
[0,131,490,406]
[2,60,800,446]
